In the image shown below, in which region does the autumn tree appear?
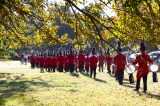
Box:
[0,0,160,59]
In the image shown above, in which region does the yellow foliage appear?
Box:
[9,43,20,49]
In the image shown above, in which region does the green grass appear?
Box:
[0,61,160,106]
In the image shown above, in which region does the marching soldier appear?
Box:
[98,50,105,72]
[57,51,64,72]
[20,51,24,64]
[24,53,28,65]
[152,54,158,82]
[67,50,75,73]
[85,53,90,74]
[78,49,85,73]
[106,48,112,74]
[114,41,126,85]
[35,53,39,68]
[74,50,78,73]
[44,54,48,72]
[29,53,36,69]
[133,42,153,93]
[51,52,57,72]
[64,50,69,72]
[90,48,98,79]
[39,53,45,73]
[47,53,52,72]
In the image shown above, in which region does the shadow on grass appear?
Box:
[0,79,54,105]
[0,73,24,79]
[123,84,135,89]
[80,72,107,83]
[146,92,160,100]
[0,73,71,105]
[69,89,79,92]
[69,73,80,78]
[123,78,129,81]
[0,73,11,78]
[109,73,115,77]
[134,91,160,100]
[122,81,160,100]
[94,78,107,83]
[123,81,135,85]
[81,72,90,77]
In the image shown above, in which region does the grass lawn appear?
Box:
[0,61,160,106]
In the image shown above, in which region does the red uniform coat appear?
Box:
[30,56,36,63]
[90,55,98,68]
[39,57,45,67]
[78,54,85,66]
[35,56,39,64]
[64,56,69,67]
[75,56,78,67]
[44,57,49,68]
[34,56,37,63]
[85,56,90,68]
[51,56,57,67]
[48,56,52,66]
[99,54,105,65]
[28,55,31,62]
[57,55,64,67]
[37,57,40,64]
[67,53,75,65]
[106,55,112,66]
[133,52,153,80]
[114,53,126,71]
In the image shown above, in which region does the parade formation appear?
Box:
[19,42,159,93]
[1,0,160,105]
[27,47,100,79]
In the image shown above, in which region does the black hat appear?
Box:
[92,48,96,54]
[140,42,145,52]
[117,41,122,52]
[70,45,73,50]
[86,51,90,56]
[48,51,51,56]
[63,50,66,55]
[70,49,73,54]
[80,49,83,53]
[107,48,110,55]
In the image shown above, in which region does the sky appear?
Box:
[47,0,116,17]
